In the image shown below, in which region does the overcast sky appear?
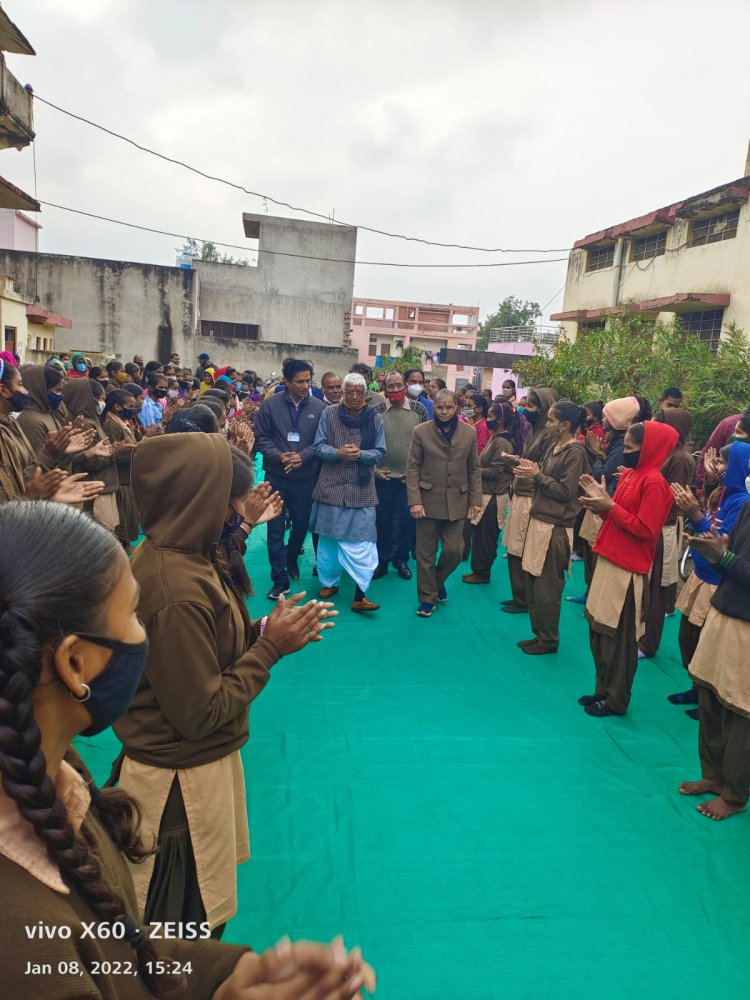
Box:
[5,0,750,324]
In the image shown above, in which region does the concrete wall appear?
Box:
[0,250,197,362]
[194,214,356,349]
[193,335,358,380]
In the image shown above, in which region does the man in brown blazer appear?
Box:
[406,389,482,617]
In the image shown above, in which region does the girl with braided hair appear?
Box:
[0,501,374,998]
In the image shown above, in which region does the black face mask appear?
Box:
[622,451,640,469]
[73,633,149,737]
[525,410,539,426]
[153,388,168,399]
[8,390,29,412]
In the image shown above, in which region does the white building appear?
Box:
[551,172,750,348]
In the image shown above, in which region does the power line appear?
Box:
[38,199,569,268]
[31,92,572,256]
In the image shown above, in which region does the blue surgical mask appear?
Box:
[517,406,526,416]
[76,362,88,373]
[486,418,499,431]
[74,632,149,737]
[47,391,64,410]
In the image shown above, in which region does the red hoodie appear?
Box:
[593,421,679,574]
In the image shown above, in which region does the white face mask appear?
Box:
[96,400,105,415]
[407,383,423,398]
[745,475,750,495]
[167,389,179,398]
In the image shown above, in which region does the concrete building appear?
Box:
[551,171,750,346]
[350,297,478,388]
[0,212,360,374]
[0,274,71,363]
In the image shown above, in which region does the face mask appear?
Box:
[486,418,499,431]
[385,389,406,403]
[75,363,87,373]
[74,633,149,737]
[622,450,640,468]
[503,388,513,397]
[461,406,474,418]
[167,389,179,399]
[525,410,538,425]
[120,406,136,420]
[7,390,29,412]
[547,423,561,438]
[153,388,167,399]
[47,391,64,410]
[407,384,423,398]
[516,406,525,416]
[96,400,106,415]
[746,475,750,494]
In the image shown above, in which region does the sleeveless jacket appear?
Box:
[312,406,379,508]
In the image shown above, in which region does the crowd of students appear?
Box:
[1,342,749,996]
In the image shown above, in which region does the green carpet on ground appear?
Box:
[78,528,750,999]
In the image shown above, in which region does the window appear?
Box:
[679,309,724,350]
[366,306,384,319]
[200,320,259,340]
[407,308,416,320]
[4,326,16,354]
[688,209,740,247]
[585,243,616,272]
[384,307,395,320]
[379,342,391,356]
[354,303,364,315]
[632,231,667,261]
[367,336,377,357]
[580,320,606,333]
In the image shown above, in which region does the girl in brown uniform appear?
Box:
[462,401,521,584]
[102,388,139,551]
[501,387,559,614]
[513,401,591,654]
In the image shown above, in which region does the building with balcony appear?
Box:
[350,297,478,388]
[551,167,750,347]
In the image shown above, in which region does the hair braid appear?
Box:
[0,605,186,997]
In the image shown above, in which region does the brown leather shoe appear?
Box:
[461,573,489,584]
[319,586,339,598]
[351,597,380,613]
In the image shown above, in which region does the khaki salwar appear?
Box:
[503,493,532,608]
[522,519,573,650]
[120,750,249,930]
[586,556,648,714]
[689,606,750,807]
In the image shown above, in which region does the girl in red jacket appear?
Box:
[577,421,679,716]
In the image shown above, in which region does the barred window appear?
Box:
[585,244,615,272]
[632,231,667,261]
[580,320,606,333]
[688,209,739,247]
[679,308,724,350]
[200,320,259,340]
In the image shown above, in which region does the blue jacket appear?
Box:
[254,390,326,481]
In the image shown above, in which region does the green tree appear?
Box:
[177,238,248,266]
[517,313,750,446]
[379,345,424,375]
[477,295,542,350]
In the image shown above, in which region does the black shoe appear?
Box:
[667,688,698,705]
[500,599,516,606]
[501,602,528,614]
[267,583,291,600]
[287,559,300,581]
[312,564,318,577]
[372,562,388,580]
[517,638,537,648]
[685,708,700,721]
[520,641,558,656]
[584,701,621,717]
[578,693,606,706]
[393,561,412,580]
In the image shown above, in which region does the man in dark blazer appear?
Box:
[406,389,482,617]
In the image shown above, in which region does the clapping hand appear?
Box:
[263,592,338,653]
[241,483,283,527]
[688,526,729,564]
[53,473,105,505]
[513,458,539,479]
[670,483,701,519]
[703,447,721,483]
[586,430,606,457]
[578,474,614,513]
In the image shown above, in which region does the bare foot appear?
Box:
[697,797,746,821]
[678,779,722,796]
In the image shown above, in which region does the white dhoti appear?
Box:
[317,535,379,592]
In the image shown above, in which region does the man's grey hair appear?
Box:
[435,388,458,404]
[383,370,405,388]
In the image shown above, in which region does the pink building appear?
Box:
[350,297,478,388]
[0,208,40,252]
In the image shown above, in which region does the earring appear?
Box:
[70,684,91,703]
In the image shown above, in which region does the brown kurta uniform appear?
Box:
[467,432,516,579]
[103,412,139,543]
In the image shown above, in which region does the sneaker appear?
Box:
[437,585,448,603]
[416,602,435,617]
[571,552,583,562]
[565,594,587,604]
[664,611,676,618]
[584,701,621,717]
[578,693,606,706]
[267,583,290,600]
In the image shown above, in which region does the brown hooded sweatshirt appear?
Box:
[512,387,559,498]
[530,438,591,527]
[16,364,69,459]
[62,379,120,494]
[114,433,281,769]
